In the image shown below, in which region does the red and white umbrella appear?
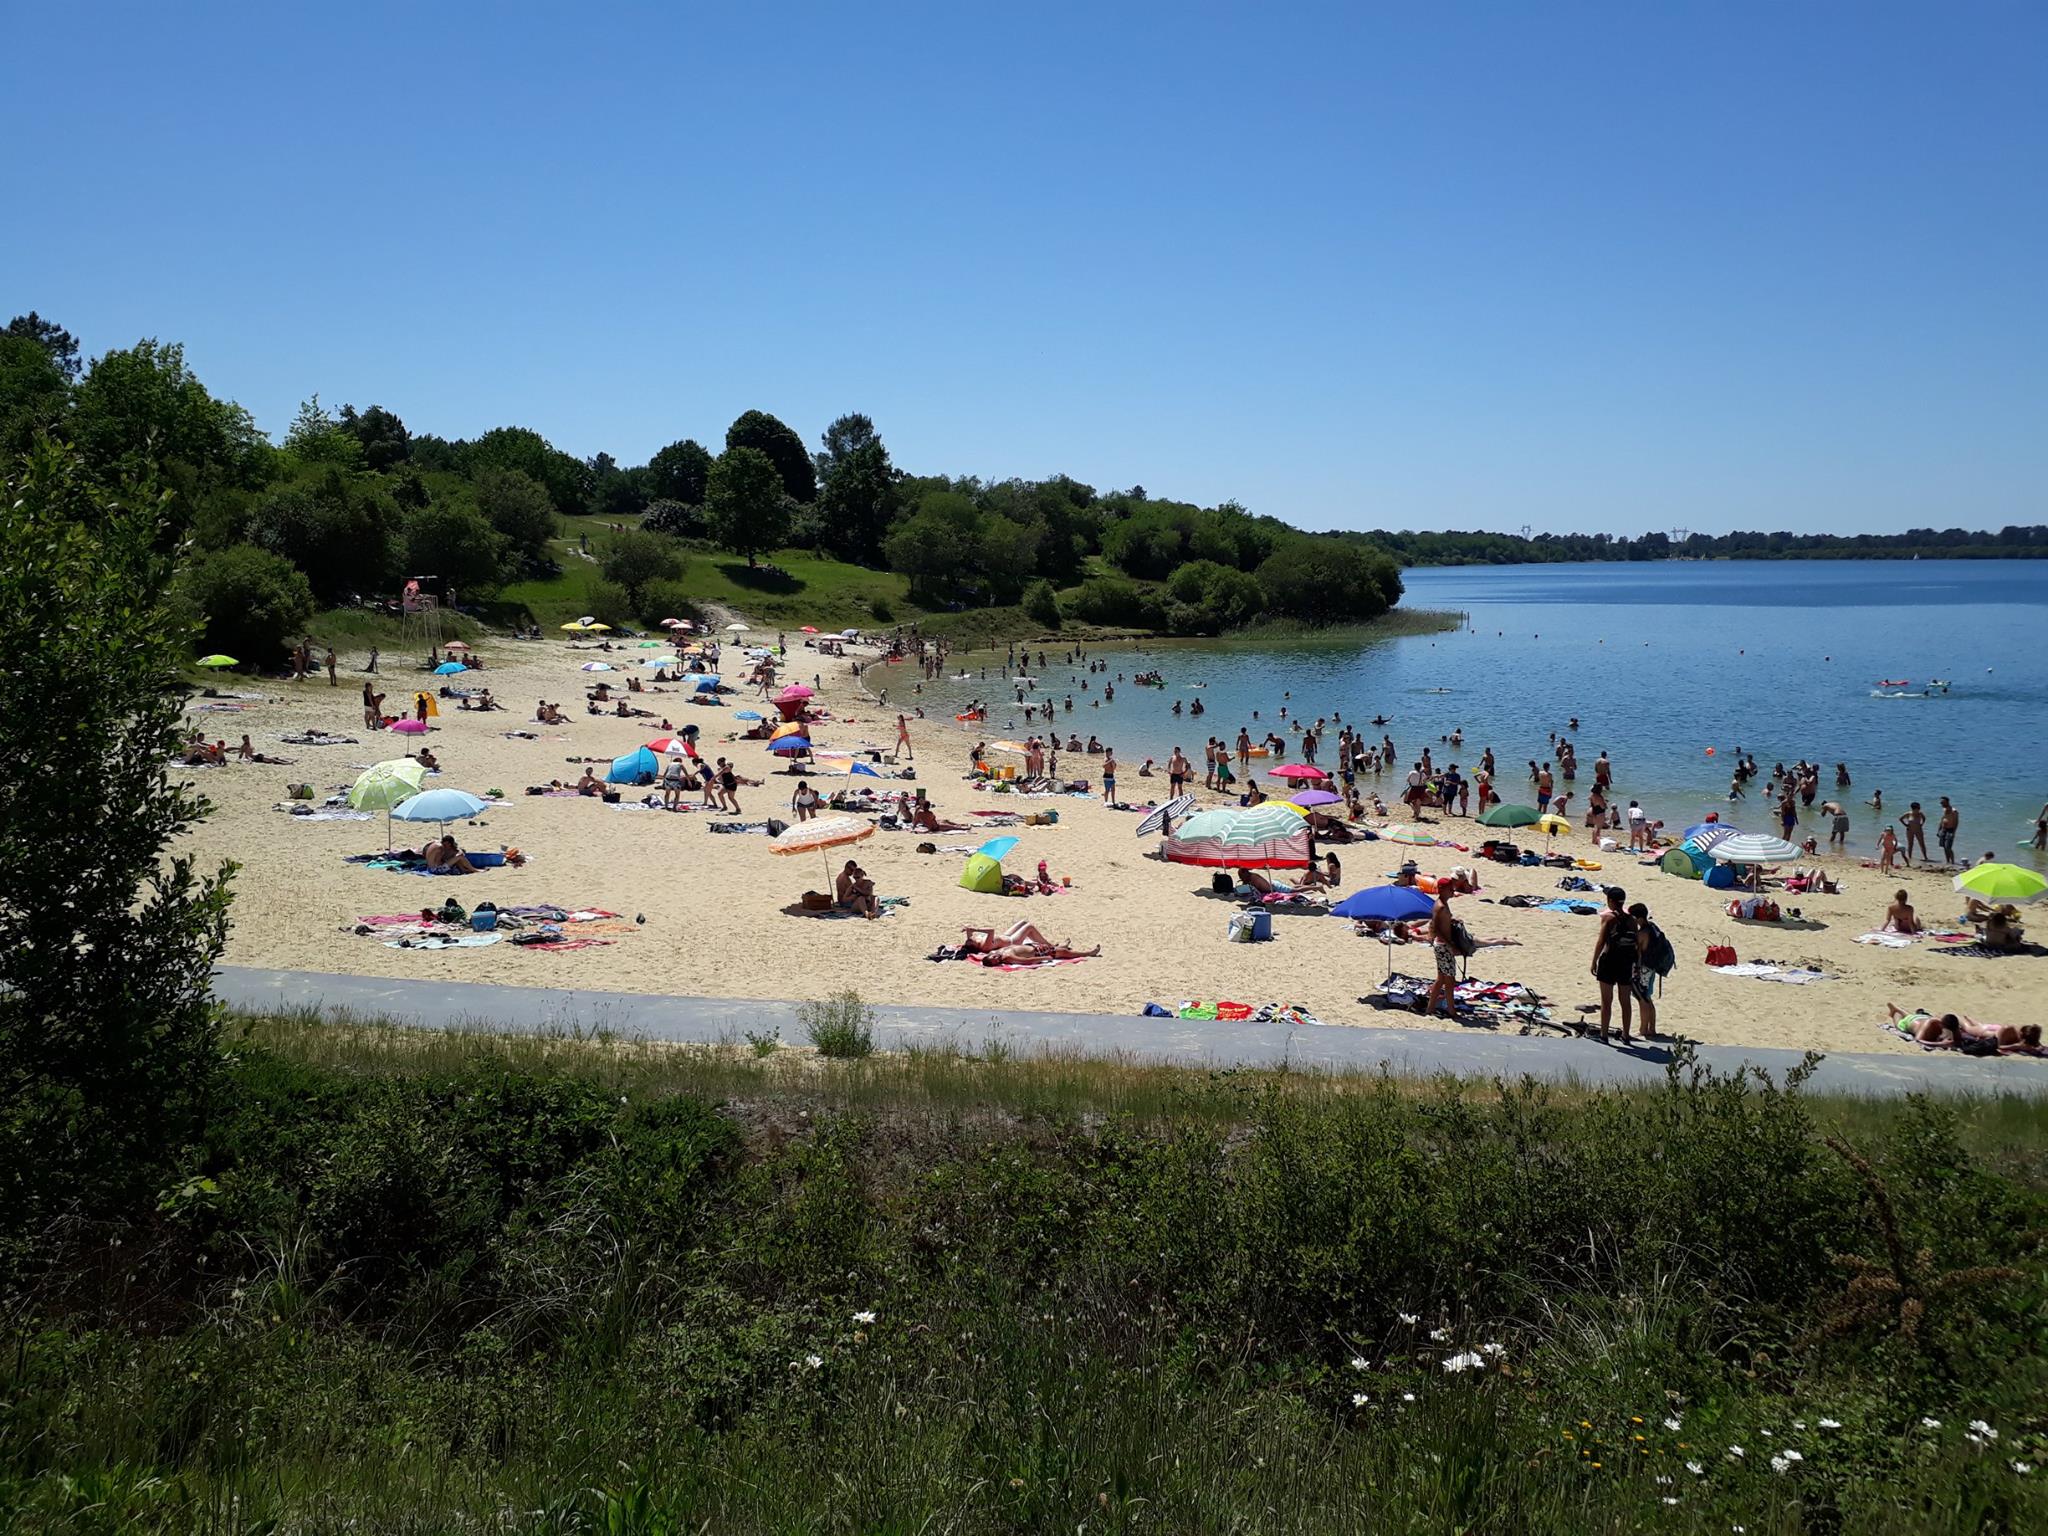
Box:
[645,735,698,757]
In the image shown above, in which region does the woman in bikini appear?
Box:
[958,921,1099,963]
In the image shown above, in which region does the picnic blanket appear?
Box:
[1368,973,1556,1031]
[385,932,504,950]
[1148,1000,1327,1026]
[276,806,373,821]
[1706,962,1833,984]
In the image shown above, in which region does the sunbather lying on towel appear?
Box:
[1886,1002,2043,1054]
[958,921,1100,964]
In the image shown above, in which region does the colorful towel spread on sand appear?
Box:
[1537,899,1602,915]
[278,806,374,821]
[1167,1001,1327,1027]
[385,932,504,950]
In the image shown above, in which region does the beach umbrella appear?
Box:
[770,813,874,884]
[1134,794,1197,837]
[645,735,697,756]
[693,676,723,693]
[1680,818,1723,842]
[1953,863,2048,904]
[1163,804,1312,869]
[987,740,1030,755]
[1331,885,1436,922]
[734,710,763,722]
[1269,763,1330,782]
[725,622,750,633]
[640,657,675,669]
[1478,803,1540,828]
[433,660,469,675]
[389,717,429,734]
[559,621,595,632]
[441,641,470,652]
[1685,823,1737,851]
[1535,814,1571,837]
[675,620,695,630]
[776,684,816,701]
[1290,788,1343,808]
[1383,826,1436,847]
[585,622,610,632]
[660,618,683,628]
[770,736,813,755]
[195,654,238,668]
[1710,832,1801,864]
[348,757,428,845]
[978,835,1020,862]
[392,788,492,825]
[580,662,614,672]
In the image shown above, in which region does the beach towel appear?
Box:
[1537,899,1601,915]
[1707,963,1832,984]
[513,937,613,951]
[975,954,1085,970]
[278,806,373,821]
[384,932,503,950]
[1854,931,1916,947]
[281,731,358,745]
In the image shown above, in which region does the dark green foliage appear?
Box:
[465,425,590,516]
[799,992,876,1059]
[1166,559,1268,631]
[474,467,557,571]
[4,310,82,379]
[645,437,712,505]
[726,409,815,503]
[600,529,685,608]
[635,577,696,628]
[177,543,316,664]
[0,443,234,1246]
[642,497,702,539]
[587,452,648,519]
[1021,577,1062,627]
[67,340,270,499]
[815,414,900,565]
[281,394,364,469]
[402,502,507,595]
[337,403,410,470]
[244,477,401,603]
[704,445,792,566]
[1254,537,1399,624]
[1067,574,1162,628]
[0,333,70,455]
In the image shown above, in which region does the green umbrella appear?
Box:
[1478,803,1540,828]
[349,758,429,847]
[195,654,239,668]
[1954,863,2048,904]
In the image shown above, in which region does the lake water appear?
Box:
[895,561,2048,859]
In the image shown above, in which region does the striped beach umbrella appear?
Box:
[1163,803,1312,869]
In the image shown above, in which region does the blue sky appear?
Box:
[4,2,2043,536]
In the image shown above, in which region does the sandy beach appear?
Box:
[179,631,2047,1063]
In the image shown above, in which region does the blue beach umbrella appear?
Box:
[977,835,1020,862]
[734,710,763,721]
[392,788,492,824]
[769,736,813,754]
[1329,885,1436,922]
[433,661,469,675]
[693,675,722,692]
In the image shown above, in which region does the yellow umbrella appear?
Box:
[769,814,877,885]
[1535,814,1571,837]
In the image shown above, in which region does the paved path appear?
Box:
[214,967,2048,1097]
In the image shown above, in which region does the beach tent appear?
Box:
[607,746,659,785]
[959,853,1006,893]
[1660,845,1713,880]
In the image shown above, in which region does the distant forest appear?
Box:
[1344,526,2048,566]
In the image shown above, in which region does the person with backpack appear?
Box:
[1590,885,1639,1045]
[1629,900,1672,1041]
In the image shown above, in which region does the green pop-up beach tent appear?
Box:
[958,835,1019,894]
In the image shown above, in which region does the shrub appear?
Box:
[179,542,316,666]
[636,578,696,629]
[868,596,893,622]
[800,991,876,1059]
[582,579,631,629]
[600,530,685,609]
[1021,578,1062,628]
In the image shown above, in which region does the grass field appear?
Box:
[5,1009,2043,1532]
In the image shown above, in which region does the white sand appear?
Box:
[178,634,2047,1061]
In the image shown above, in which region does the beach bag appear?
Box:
[1212,872,1235,895]
[1641,921,1676,977]
[801,890,832,911]
[1705,944,1737,967]
[1227,910,1272,943]
[1450,919,1477,959]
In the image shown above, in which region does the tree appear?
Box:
[283,394,365,470]
[68,340,270,497]
[467,425,589,516]
[4,311,82,379]
[0,334,69,457]
[177,543,317,666]
[883,491,984,601]
[474,468,557,571]
[246,479,400,603]
[403,503,507,595]
[726,410,815,503]
[586,452,647,519]
[339,403,411,471]
[814,411,878,484]
[703,446,791,566]
[1021,578,1062,629]
[816,435,900,565]
[1253,538,1392,626]
[1,441,235,1234]
[645,438,712,505]
[601,530,686,609]
[642,498,702,539]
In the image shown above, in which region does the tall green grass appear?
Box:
[4,1012,2042,1532]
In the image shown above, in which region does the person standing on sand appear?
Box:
[1168,747,1190,798]
[1899,801,1928,863]
[325,648,337,686]
[1101,748,1118,807]
[1877,824,1901,874]
[895,713,913,760]
[1628,900,1660,1041]
[1591,886,1639,1046]
[1936,797,1959,865]
[1425,887,1459,1020]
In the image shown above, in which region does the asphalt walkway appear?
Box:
[214,967,2048,1097]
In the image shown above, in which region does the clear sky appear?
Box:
[4,2,2043,536]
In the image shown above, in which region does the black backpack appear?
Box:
[1641,920,1676,977]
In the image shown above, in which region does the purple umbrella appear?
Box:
[1290,788,1343,808]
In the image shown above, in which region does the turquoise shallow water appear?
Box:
[896,560,2048,859]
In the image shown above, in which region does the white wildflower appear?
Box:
[1350,1355,1369,1371]
[1968,1420,1998,1443]
[1782,1450,1803,1464]
[1654,1475,1673,1485]
[853,1310,876,1325]
[2013,1462,2033,1475]
[1662,1496,1680,1505]
[1818,1418,1841,1430]
[1770,1455,1791,1475]
[1429,1327,1451,1342]
[1397,1312,1419,1326]
[1921,1417,1942,1430]
[1761,1428,1774,1438]
[1793,1420,1807,1430]
[1352,1393,1370,1408]
[1728,1446,1745,1458]
[1401,1392,1416,1402]
[804,1354,823,1370]
[1685,1461,1705,1476]
[1441,1351,1486,1373]
[1479,1342,1506,1358]
[1664,1416,1682,1431]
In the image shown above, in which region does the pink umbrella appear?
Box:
[774,685,815,702]
[1269,763,1330,782]
[660,618,683,628]
[442,640,471,651]
[1289,788,1343,807]
[390,718,429,735]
